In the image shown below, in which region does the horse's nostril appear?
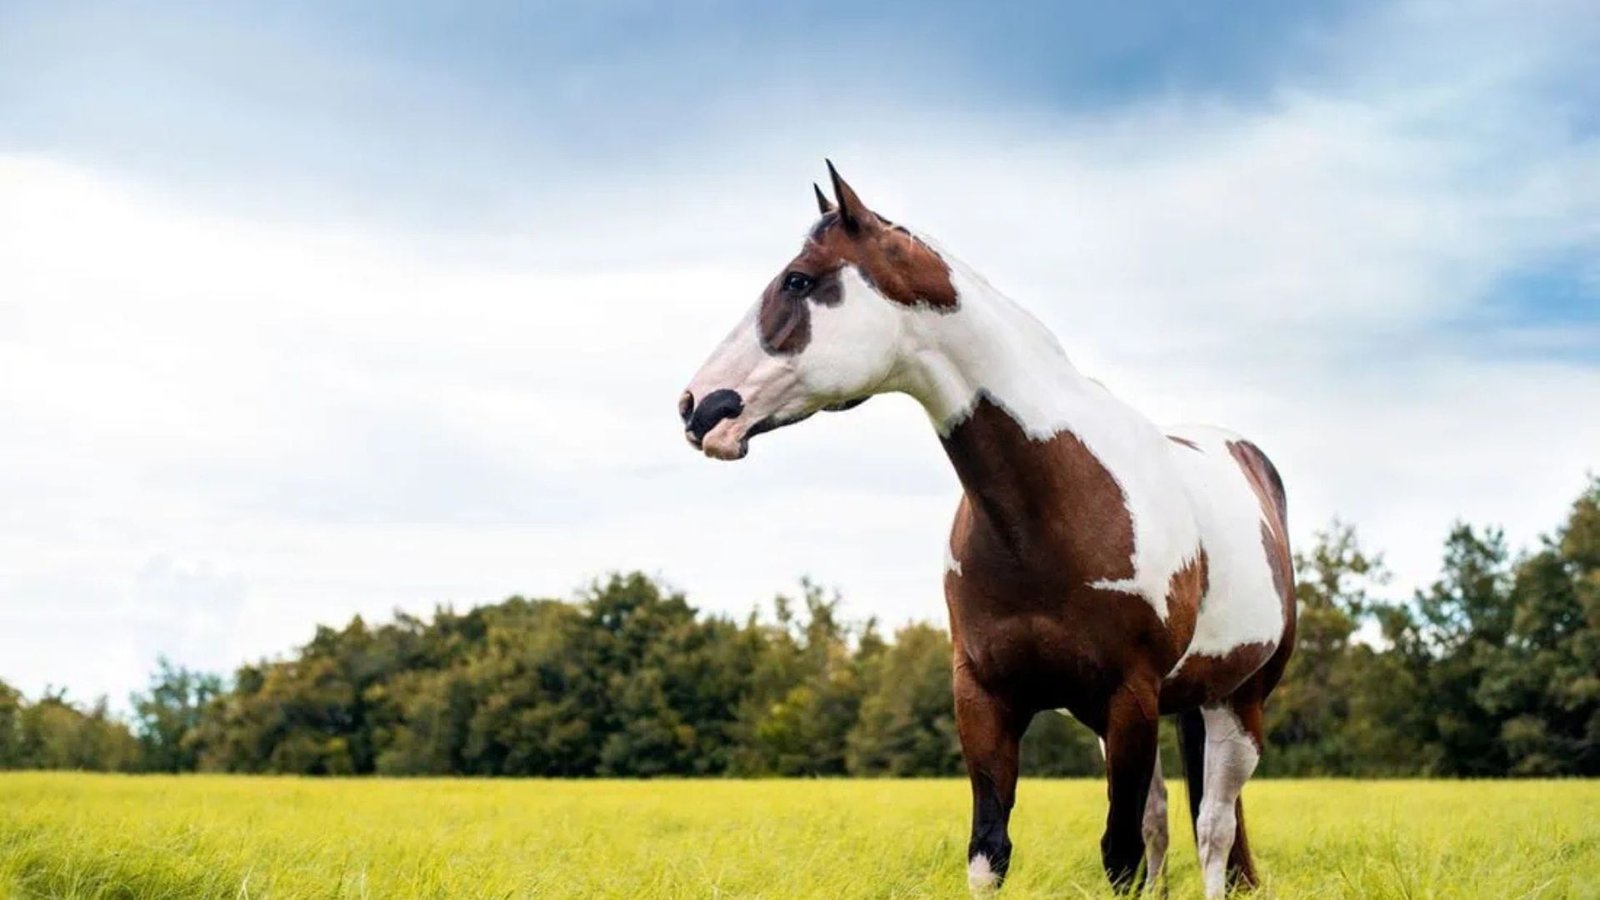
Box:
[678,391,694,425]
[686,388,744,442]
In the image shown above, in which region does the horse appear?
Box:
[679,162,1295,897]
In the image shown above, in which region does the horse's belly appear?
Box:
[947,565,1177,721]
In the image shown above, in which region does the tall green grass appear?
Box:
[1,774,1594,898]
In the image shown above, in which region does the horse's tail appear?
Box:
[1176,708,1207,838]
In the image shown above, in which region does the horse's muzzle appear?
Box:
[682,388,745,456]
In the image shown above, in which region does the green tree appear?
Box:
[141,493,1599,780]
[1478,477,1600,774]
[847,623,960,775]
[733,580,866,776]
[1388,525,1516,775]
[1263,521,1412,775]
[0,680,21,768]
[13,691,139,771]
[130,657,223,772]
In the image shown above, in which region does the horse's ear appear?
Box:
[813,183,835,215]
[826,159,877,233]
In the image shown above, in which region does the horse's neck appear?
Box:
[895,257,1164,547]
[897,258,1140,442]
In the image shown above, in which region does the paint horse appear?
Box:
[679,163,1295,897]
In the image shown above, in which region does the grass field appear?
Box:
[1,774,1596,899]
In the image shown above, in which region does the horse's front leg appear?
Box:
[1101,681,1161,892]
[954,660,1027,893]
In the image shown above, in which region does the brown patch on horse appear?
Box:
[1167,435,1201,451]
[1227,440,1286,533]
[942,396,1135,583]
[809,212,959,309]
[753,163,958,353]
[756,211,953,354]
[757,275,810,354]
[757,265,843,355]
[1158,640,1277,713]
[1261,521,1293,617]
[939,398,1199,722]
[1162,550,1206,660]
[951,649,1030,886]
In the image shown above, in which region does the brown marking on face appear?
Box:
[813,213,959,310]
[756,265,842,355]
[1167,435,1201,451]
[757,214,956,355]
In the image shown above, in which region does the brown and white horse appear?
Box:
[680,163,1295,897]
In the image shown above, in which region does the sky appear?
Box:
[2,0,1597,705]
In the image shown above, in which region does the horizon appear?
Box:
[11,491,1592,708]
[3,0,1599,706]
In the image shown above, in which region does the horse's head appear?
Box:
[680,162,959,460]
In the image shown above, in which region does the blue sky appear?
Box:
[1,0,1597,704]
[1,1,1370,225]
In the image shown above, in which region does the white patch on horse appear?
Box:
[1196,706,1260,898]
[790,266,906,401]
[1162,425,1286,673]
[966,853,999,893]
[945,545,963,577]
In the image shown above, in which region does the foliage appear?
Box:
[4,478,1599,779]
[0,685,140,772]
[130,658,223,773]
[1258,476,1600,777]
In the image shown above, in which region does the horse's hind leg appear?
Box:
[1195,698,1262,897]
[1142,749,1169,891]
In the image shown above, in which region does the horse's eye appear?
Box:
[783,271,813,293]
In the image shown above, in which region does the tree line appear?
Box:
[3,477,1595,778]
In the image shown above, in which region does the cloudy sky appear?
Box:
[2,1,1597,705]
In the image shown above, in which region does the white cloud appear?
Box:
[1,1,1597,704]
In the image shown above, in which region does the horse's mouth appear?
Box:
[823,396,869,413]
[689,412,804,460]
[687,396,869,461]
[743,411,808,444]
